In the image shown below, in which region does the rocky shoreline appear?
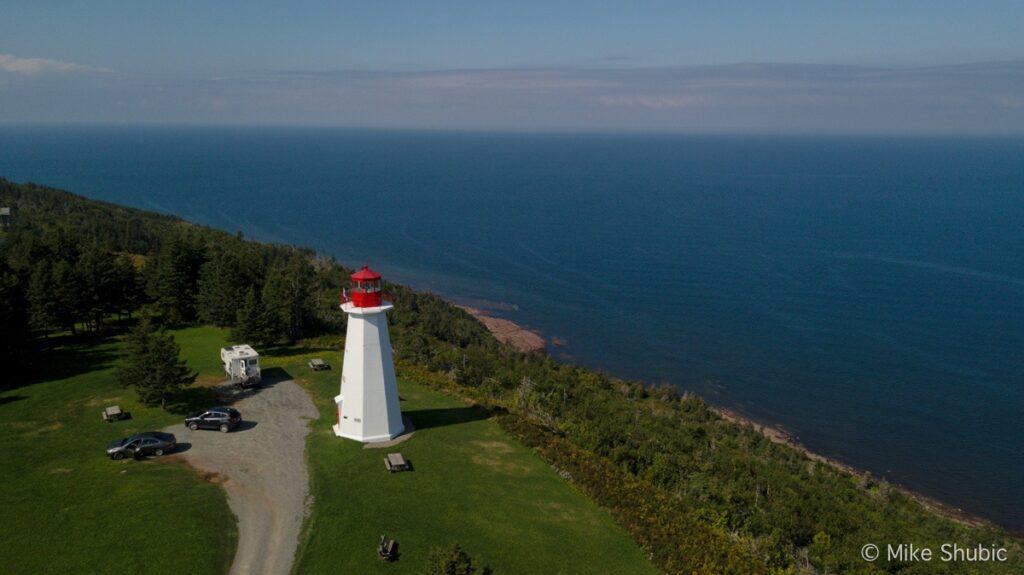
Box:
[457,305,547,354]
[715,407,995,530]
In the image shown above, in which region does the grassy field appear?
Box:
[2,325,656,574]
[0,326,237,575]
[276,341,658,575]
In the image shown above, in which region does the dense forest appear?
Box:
[1,178,1019,574]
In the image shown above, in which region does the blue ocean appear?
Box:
[1,126,1021,529]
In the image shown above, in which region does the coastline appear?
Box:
[454,298,999,531]
[714,406,997,531]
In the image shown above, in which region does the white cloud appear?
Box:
[994,95,1024,109]
[404,70,619,90]
[2,60,1022,132]
[0,53,111,75]
[599,94,707,109]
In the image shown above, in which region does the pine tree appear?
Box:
[0,254,30,373]
[112,255,143,319]
[118,320,154,395]
[145,231,205,324]
[27,260,58,333]
[232,286,277,346]
[75,242,119,331]
[197,246,250,326]
[50,259,81,334]
[118,319,197,408]
[262,255,314,342]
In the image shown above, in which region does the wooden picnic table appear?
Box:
[102,405,129,422]
[384,452,408,472]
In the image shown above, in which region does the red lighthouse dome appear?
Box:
[349,265,383,308]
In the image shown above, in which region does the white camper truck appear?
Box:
[221,345,261,387]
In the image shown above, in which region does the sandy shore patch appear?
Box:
[457,305,546,353]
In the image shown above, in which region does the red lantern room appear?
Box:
[349,265,383,308]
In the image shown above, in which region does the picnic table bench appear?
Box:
[378,535,399,561]
[101,405,130,423]
[307,358,330,371]
[384,452,409,473]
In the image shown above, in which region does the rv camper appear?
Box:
[221,345,261,387]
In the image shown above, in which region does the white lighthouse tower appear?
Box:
[333,265,404,442]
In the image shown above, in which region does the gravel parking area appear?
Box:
[165,378,318,575]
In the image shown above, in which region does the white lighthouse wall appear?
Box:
[336,310,404,442]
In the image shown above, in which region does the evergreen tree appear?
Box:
[112,254,143,319]
[232,286,277,346]
[75,242,119,331]
[424,544,492,575]
[50,259,81,334]
[262,255,314,342]
[27,260,58,333]
[146,231,205,323]
[118,319,154,396]
[118,319,196,408]
[0,254,30,375]
[197,247,247,326]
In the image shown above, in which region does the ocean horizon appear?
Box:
[1,125,1021,530]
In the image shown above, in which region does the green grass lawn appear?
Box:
[279,343,658,575]
[2,325,656,574]
[0,327,236,575]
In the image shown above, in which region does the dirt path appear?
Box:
[165,378,318,575]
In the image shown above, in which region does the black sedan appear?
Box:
[106,432,177,460]
[185,407,242,433]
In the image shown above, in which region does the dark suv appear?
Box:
[185,407,242,433]
[106,432,177,460]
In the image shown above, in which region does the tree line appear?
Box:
[0,180,343,359]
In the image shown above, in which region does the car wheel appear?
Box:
[154,448,164,456]
[188,422,199,431]
[220,424,230,433]
[112,451,125,461]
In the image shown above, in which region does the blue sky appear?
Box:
[2,1,1023,132]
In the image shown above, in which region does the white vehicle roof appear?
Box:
[221,344,259,360]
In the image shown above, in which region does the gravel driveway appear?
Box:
[165,378,318,575]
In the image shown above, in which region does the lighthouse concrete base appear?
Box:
[332,422,405,443]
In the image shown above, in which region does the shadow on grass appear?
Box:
[260,366,293,384]
[7,332,122,392]
[195,366,296,406]
[165,386,221,415]
[405,405,491,431]
[0,394,29,406]
[258,344,336,359]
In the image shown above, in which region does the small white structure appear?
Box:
[221,344,261,386]
[334,266,404,443]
